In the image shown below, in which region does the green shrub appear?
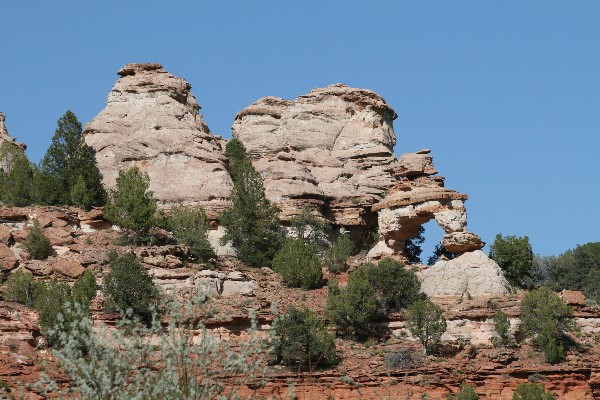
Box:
[272,307,337,371]
[512,383,555,400]
[520,287,574,364]
[448,384,479,400]
[326,271,379,339]
[272,239,323,290]
[546,242,600,302]
[0,142,35,206]
[104,166,157,242]
[492,309,511,348]
[324,231,354,273]
[404,226,424,264]
[407,299,447,355]
[26,219,51,260]
[220,140,283,267]
[489,234,535,289]
[102,251,159,323]
[159,203,215,262]
[34,279,73,346]
[72,270,98,311]
[362,258,421,314]
[427,243,455,265]
[290,206,329,253]
[2,269,38,307]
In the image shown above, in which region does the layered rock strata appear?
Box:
[232,83,399,228]
[84,63,232,218]
[368,150,484,259]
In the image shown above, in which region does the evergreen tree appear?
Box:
[427,243,455,265]
[273,239,323,290]
[220,140,283,267]
[104,166,157,242]
[39,110,105,207]
[489,234,535,289]
[404,226,425,264]
[407,299,447,355]
[290,206,330,253]
[0,142,34,206]
[26,219,51,260]
[159,203,215,262]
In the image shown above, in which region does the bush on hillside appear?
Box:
[323,231,354,273]
[326,271,379,340]
[159,203,215,262]
[492,309,511,348]
[272,239,323,290]
[26,219,51,260]
[0,142,35,206]
[362,258,421,314]
[272,307,337,371]
[447,384,479,400]
[290,206,329,253]
[102,251,159,324]
[34,279,74,346]
[72,270,98,311]
[407,299,447,355]
[512,383,556,400]
[2,269,38,307]
[546,242,600,302]
[520,287,574,364]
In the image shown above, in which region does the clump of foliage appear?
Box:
[71,270,98,310]
[34,278,75,346]
[159,203,215,262]
[326,272,379,340]
[220,139,283,267]
[404,226,425,264]
[26,219,52,260]
[546,242,600,303]
[492,309,511,348]
[489,233,534,289]
[104,166,157,242]
[324,230,354,273]
[0,142,35,206]
[34,294,272,399]
[385,347,422,370]
[520,286,574,364]
[102,251,159,324]
[428,243,456,265]
[272,307,337,371]
[447,384,479,400]
[290,206,330,253]
[407,299,447,355]
[362,258,421,314]
[512,383,556,400]
[326,258,421,339]
[2,269,38,307]
[272,239,323,290]
[38,110,105,208]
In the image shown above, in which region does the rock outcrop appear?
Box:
[420,250,512,297]
[232,84,398,229]
[0,113,26,150]
[368,149,484,259]
[84,63,232,218]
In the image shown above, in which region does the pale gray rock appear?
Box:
[0,113,26,151]
[232,83,398,226]
[84,63,233,218]
[421,250,511,298]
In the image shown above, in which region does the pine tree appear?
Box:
[104,166,157,242]
[0,142,34,206]
[39,110,105,208]
[220,140,283,267]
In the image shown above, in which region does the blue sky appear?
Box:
[1,1,598,258]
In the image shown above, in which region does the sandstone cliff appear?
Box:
[83,63,232,218]
[232,83,399,229]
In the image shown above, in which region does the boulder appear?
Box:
[53,258,85,278]
[84,63,233,218]
[421,250,511,298]
[0,244,18,271]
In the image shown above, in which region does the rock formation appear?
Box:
[232,84,398,230]
[420,250,511,297]
[368,149,484,259]
[0,112,27,151]
[83,63,232,218]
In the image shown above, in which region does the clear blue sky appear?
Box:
[1,1,598,258]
